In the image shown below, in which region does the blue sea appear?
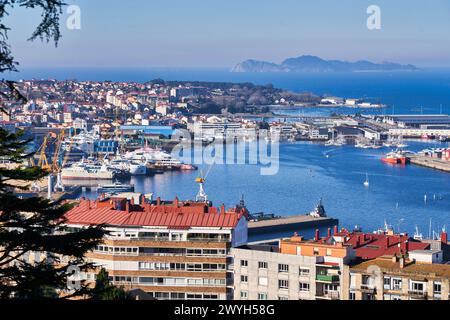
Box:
[11,68,450,236]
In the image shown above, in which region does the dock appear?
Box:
[248,214,339,238]
[409,155,450,173]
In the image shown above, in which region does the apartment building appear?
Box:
[232,227,446,301]
[63,195,248,300]
[232,228,356,300]
[231,243,318,300]
[343,255,450,300]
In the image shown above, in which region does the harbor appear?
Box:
[409,155,450,173]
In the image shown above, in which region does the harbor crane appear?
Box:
[195,160,215,202]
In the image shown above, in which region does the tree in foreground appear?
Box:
[0,129,106,299]
[0,1,107,299]
[92,268,132,300]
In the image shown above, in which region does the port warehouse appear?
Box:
[24,193,450,301]
[381,115,450,128]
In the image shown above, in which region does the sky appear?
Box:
[5,0,450,69]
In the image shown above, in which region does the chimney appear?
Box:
[140,194,146,205]
[327,228,332,238]
[174,197,179,207]
[392,254,398,263]
[385,236,389,248]
[441,232,448,244]
[399,256,405,269]
[315,229,320,241]
[130,197,135,205]
[125,200,130,213]
[220,204,225,214]
[156,197,161,206]
[333,225,338,235]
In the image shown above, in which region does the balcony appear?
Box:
[359,284,376,294]
[316,275,340,283]
[408,290,428,299]
[316,291,340,300]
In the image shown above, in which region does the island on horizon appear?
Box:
[231,55,418,73]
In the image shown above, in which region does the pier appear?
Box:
[248,214,339,239]
[409,155,450,173]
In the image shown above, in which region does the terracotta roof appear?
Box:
[340,232,430,260]
[63,198,245,229]
[350,256,450,278]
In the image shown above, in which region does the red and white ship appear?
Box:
[381,151,410,165]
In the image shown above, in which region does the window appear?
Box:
[241,275,248,283]
[278,279,289,290]
[434,282,442,295]
[240,291,248,300]
[240,260,248,267]
[258,277,268,286]
[383,277,391,289]
[313,248,320,255]
[392,278,402,290]
[411,281,425,292]
[349,291,356,300]
[278,296,289,300]
[299,282,310,292]
[299,267,310,276]
[326,249,332,256]
[258,261,268,269]
[170,292,185,300]
[258,293,268,300]
[278,264,289,273]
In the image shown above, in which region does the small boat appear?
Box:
[97,182,134,193]
[363,173,369,187]
[413,226,423,241]
[179,164,198,171]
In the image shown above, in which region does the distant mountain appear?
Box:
[231,55,418,73]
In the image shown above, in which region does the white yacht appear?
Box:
[106,154,147,175]
[61,160,116,180]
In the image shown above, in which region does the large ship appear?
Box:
[61,160,117,180]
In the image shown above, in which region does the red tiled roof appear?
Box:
[63,198,245,229]
[337,231,430,260]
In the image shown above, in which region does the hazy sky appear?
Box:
[5,0,450,68]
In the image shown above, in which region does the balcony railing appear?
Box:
[408,290,427,298]
[359,284,376,293]
[316,275,340,282]
[317,291,340,300]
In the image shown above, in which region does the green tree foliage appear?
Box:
[0,1,108,299]
[0,129,106,299]
[92,268,131,300]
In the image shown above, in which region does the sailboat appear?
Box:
[363,173,369,187]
